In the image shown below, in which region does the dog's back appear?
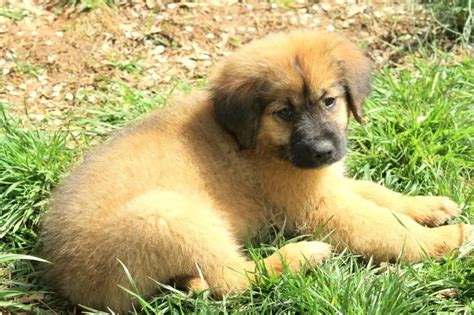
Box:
[40,91,265,311]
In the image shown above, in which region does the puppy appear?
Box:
[40,30,472,312]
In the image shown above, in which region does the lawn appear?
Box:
[1,53,473,313]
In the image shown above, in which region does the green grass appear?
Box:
[349,57,474,202]
[69,78,171,141]
[0,108,73,251]
[111,59,145,75]
[0,4,30,21]
[427,0,473,45]
[58,0,114,11]
[1,56,473,313]
[13,61,46,78]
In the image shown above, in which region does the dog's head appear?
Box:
[209,31,372,169]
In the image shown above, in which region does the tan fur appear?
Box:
[40,30,472,312]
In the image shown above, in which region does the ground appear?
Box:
[0,0,473,313]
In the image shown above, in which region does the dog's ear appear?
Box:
[335,42,373,123]
[209,72,266,149]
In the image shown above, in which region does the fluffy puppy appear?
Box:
[40,30,472,312]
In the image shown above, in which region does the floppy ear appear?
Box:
[209,76,266,149]
[336,43,373,123]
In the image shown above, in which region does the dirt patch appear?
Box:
[0,0,455,123]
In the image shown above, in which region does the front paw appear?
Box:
[405,196,461,227]
[276,241,332,272]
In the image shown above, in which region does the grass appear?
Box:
[427,0,473,45]
[13,61,47,78]
[111,59,145,75]
[58,0,114,11]
[0,55,473,313]
[0,4,30,21]
[0,109,73,251]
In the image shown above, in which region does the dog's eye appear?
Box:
[275,107,293,121]
[323,97,336,109]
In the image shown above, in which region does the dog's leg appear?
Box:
[177,240,331,296]
[72,190,331,310]
[346,179,461,227]
[175,275,210,295]
[295,190,472,262]
[119,189,256,300]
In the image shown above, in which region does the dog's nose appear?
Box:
[290,136,339,168]
[312,140,334,161]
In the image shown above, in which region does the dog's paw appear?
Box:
[176,276,210,297]
[405,196,461,227]
[276,241,332,272]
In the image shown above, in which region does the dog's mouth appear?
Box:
[270,137,346,169]
[286,139,346,169]
[290,151,344,169]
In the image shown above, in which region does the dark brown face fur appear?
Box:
[209,31,372,169]
[259,80,349,168]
